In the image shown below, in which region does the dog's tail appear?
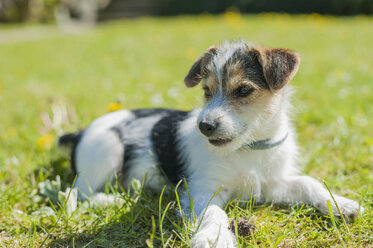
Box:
[57,131,83,158]
[57,131,83,175]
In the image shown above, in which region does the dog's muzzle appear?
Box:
[199,120,233,146]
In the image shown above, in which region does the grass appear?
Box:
[0,13,372,247]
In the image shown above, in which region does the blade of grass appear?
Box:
[159,186,172,247]
[183,180,195,224]
[174,179,188,231]
[327,200,346,248]
[324,180,351,235]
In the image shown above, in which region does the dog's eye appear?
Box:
[204,88,212,98]
[235,86,254,97]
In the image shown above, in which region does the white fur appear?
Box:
[74,110,133,198]
[191,205,236,248]
[74,110,167,201]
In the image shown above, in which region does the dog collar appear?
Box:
[243,132,289,150]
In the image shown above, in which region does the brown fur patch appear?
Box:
[202,49,269,106]
[202,74,219,96]
[222,48,268,91]
[252,47,300,90]
[229,87,269,112]
[184,46,217,88]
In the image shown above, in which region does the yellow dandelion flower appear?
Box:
[307,13,327,28]
[107,102,123,112]
[223,8,243,30]
[37,134,54,150]
[334,68,346,79]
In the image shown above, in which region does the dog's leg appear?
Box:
[267,175,363,219]
[181,186,236,248]
[74,128,125,207]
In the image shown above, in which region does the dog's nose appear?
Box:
[199,120,218,137]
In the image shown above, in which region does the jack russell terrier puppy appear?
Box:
[59,40,363,247]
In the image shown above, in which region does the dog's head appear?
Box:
[184,41,300,150]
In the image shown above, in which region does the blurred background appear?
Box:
[0,0,372,151]
[0,0,372,24]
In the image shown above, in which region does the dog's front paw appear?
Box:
[191,227,236,248]
[334,196,364,220]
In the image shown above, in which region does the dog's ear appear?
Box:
[252,47,300,90]
[184,46,217,88]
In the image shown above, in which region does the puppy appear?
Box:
[59,40,363,247]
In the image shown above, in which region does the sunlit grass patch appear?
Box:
[0,14,372,247]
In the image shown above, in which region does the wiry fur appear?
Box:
[59,40,363,248]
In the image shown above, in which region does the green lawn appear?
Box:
[0,13,372,247]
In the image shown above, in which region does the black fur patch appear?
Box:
[222,48,268,90]
[132,109,173,119]
[114,109,174,178]
[151,110,190,184]
[59,131,83,175]
[110,127,124,141]
[122,143,140,176]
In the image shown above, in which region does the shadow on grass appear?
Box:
[36,156,346,248]
[227,199,345,229]
[31,154,188,247]
[44,185,185,248]
[33,153,76,189]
